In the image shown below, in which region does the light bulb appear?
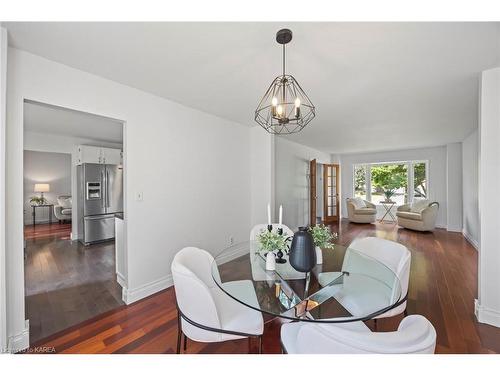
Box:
[295,97,301,108]
[277,105,283,116]
[271,97,278,107]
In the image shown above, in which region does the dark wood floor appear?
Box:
[24,222,72,241]
[25,223,123,343]
[29,220,500,354]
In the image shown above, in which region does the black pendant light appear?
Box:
[255,29,316,134]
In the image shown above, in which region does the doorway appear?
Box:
[23,100,125,343]
[310,160,340,225]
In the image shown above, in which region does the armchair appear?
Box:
[346,198,377,223]
[54,195,72,223]
[396,200,439,232]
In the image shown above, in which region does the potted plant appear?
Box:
[383,189,395,202]
[257,229,290,270]
[308,224,337,264]
[30,196,47,206]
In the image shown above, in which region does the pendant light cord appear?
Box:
[282,43,286,77]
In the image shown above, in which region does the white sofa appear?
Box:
[346,198,377,224]
[396,200,439,232]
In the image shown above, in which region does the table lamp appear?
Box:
[34,183,50,203]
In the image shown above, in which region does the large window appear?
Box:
[353,161,428,205]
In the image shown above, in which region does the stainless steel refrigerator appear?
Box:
[77,163,123,245]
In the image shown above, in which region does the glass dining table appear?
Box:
[211,241,405,323]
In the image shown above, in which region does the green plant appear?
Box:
[257,229,289,253]
[30,196,47,205]
[383,189,395,201]
[309,224,337,249]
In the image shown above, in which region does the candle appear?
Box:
[271,97,278,117]
[267,203,271,225]
[294,97,301,118]
[279,205,283,226]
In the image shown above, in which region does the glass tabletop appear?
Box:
[211,240,403,323]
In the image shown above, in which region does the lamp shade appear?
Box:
[34,183,50,193]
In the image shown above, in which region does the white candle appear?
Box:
[279,205,283,226]
[267,203,271,225]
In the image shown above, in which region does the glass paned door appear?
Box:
[323,164,339,222]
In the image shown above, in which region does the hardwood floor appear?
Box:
[29,220,500,354]
[25,233,123,343]
[24,222,72,241]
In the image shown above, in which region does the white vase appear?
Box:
[266,252,276,271]
[315,246,323,264]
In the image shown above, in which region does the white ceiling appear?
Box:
[24,100,123,143]
[6,22,500,153]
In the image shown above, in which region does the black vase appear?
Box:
[289,226,316,273]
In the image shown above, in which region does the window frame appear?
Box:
[352,160,429,205]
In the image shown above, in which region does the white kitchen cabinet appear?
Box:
[102,147,122,165]
[77,145,122,165]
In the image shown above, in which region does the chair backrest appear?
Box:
[295,315,436,354]
[250,223,294,241]
[171,247,222,340]
[345,237,411,305]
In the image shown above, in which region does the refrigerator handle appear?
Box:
[106,170,110,208]
[101,170,106,208]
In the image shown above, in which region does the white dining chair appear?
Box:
[318,237,411,328]
[348,237,411,320]
[281,315,436,354]
[250,223,294,241]
[171,247,264,353]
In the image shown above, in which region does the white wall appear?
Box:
[446,143,463,232]
[0,27,8,351]
[250,127,275,228]
[5,47,272,350]
[477,67,500,328]
[275,137,331,230]
[339,146,448,228]
[462,129,479,248]
[24,130,123,239]
[23,150,71,224]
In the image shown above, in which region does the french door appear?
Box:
[310,159,317,226]
[323,164,340,222]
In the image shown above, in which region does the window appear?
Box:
[354,165,367,200]
[353,161,428,205]
[370,163,408,205]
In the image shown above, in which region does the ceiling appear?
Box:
[6,22,500,153]
[24,100,123,143]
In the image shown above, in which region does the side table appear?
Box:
[31,204,54,226]
[379,201,397,223]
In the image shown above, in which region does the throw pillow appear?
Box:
[410,199,429,213]
[58,197,72,209]
[351,197,367,209]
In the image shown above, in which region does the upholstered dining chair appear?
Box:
[250,223,294,241]
[348,237,411,322]
[280,315,436,354]
[318,237,411,329]
[171,247,264,353]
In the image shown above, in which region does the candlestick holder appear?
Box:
[275,248,287,264]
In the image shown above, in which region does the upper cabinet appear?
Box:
[77,145,123,165]
[102,147,122,165]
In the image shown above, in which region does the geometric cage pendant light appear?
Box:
[254,29,316,134]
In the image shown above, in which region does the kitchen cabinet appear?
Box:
[77,145,122,165]
[102,147,122,165]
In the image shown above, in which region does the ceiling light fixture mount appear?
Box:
[255,29,315,135]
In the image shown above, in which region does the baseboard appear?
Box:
[216,246,248,265]
[122,274,173,305]
[463,231,479,250]
[116,272,127,289]
[475,299,500,328]
[8,320,29,353]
